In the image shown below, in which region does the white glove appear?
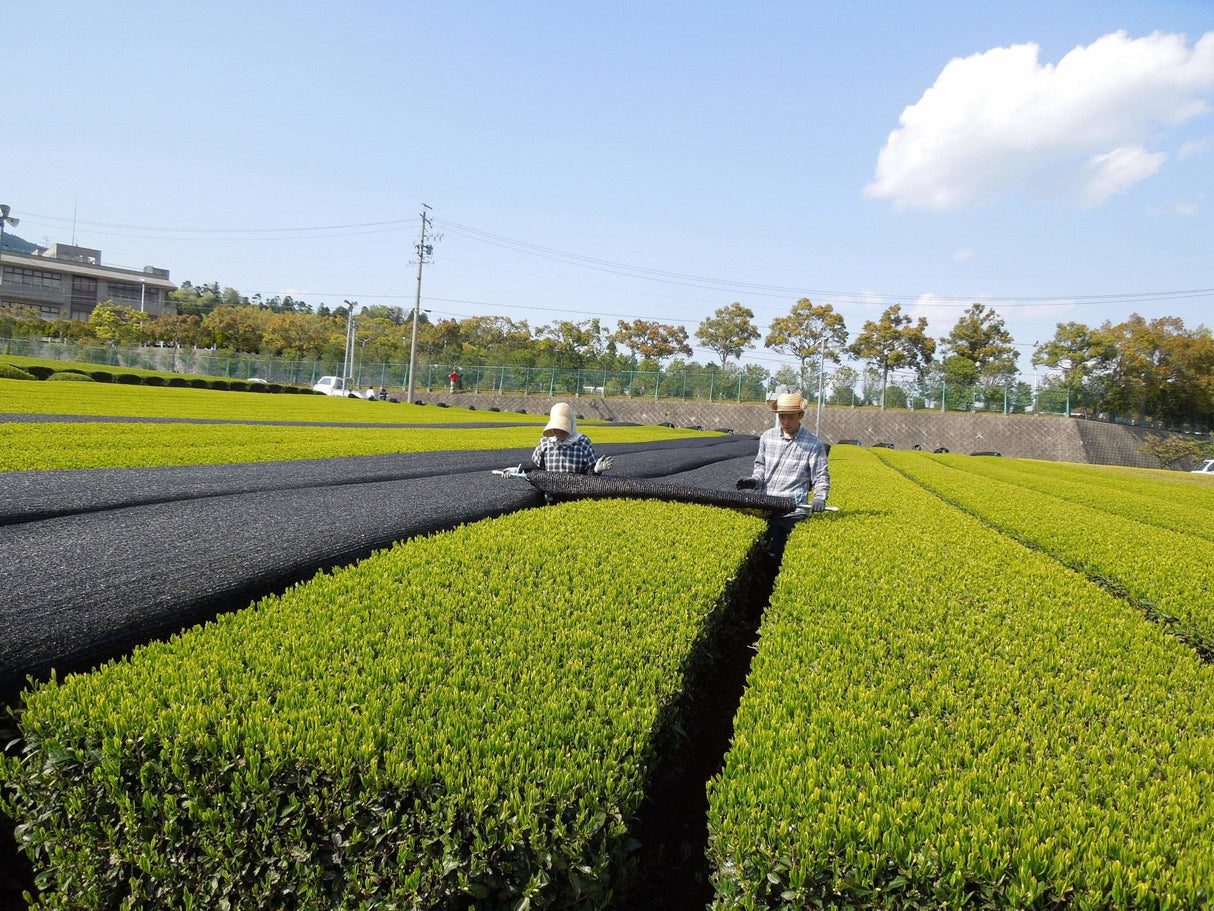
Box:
[492,465,526,478]
[593,455,613,474]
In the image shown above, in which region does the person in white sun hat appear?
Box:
[529,402,613,475]
[738,391,831,540]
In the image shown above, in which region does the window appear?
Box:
[2,266,63,289]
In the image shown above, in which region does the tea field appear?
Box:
[3,380,1214,909]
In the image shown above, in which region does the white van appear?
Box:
[311,376,354,397]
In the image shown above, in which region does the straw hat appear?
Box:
[543,402,574,435]
[768,392,807,413]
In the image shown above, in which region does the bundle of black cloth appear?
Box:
[524,470,796,515]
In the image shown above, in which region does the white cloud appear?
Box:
[953,248,973,262]
[1179,137,1213,158]
[1077,145,1167,207]
[864,30,1214,210]
[1146,200,1200,216]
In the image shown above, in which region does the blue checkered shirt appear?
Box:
[531,434,599,474]
[752,425,831,514]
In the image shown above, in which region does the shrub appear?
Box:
[187,378,208,389]
[167,377,190,388]
[116,373,143,385]
[88,371,115,383]
[142,375,167,387]
[0,363,37,380]
[24,365,56,380]
[45,371,95,382]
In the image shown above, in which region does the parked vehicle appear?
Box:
[311,376,356,397]
[1191,459,1214,475]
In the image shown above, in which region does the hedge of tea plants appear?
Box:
[707,447,1214,910]
[1,498,766,910]
[877,449,1214,652]
[910,452,1214,544]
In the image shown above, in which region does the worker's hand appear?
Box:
[492,465,526,478]
[809,496,827,513]
[736,478,758,490]
[593,456,613,474]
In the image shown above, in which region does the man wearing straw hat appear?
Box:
[737,392,831,540]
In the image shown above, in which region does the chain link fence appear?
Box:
[2,336,1207,432]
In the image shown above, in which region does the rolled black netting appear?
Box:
[524,470,795,515]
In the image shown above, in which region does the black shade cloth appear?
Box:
[0,435,766,700]
[524,470,795,515]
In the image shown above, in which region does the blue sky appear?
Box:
[5,1,1212,381]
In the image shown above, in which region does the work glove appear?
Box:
[736,477,758,490]
[809,496,827,513]
[593,455,613,474]
[492,465,526,478]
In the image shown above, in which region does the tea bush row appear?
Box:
[4,361,310,393]
[878,449,1214,652]
[708,447,1214,910]
[921,452,1214,543]
[1,499,767,910]
[0,419,708,471]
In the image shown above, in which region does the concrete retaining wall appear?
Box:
[419,391,1202,469]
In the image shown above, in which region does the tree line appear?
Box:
[0,279,1209,427]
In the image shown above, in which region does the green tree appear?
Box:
[262,312,330,358]
[147,313,203,348]
[764,298,848,395]
[695,302,760,367]
[611,319,692,367]
[201,305,268,353]
[1139,433,1207,469]
[942,303,1018,386]
[1032,322,1118,416]
[89,302,149,346]
[849,304,935,409]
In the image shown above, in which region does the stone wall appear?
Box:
[419,391,1200,469]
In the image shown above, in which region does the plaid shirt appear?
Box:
[531,433,599,474]
[752,424,831,512]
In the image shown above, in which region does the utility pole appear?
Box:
[406,204,433,404]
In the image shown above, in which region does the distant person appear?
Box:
[738,392,830,544]
[449,370,460,393]
[530,403,612,475]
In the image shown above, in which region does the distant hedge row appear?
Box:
[2,362,315,393]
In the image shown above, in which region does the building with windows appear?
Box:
[0,243,177,321]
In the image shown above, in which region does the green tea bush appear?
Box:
[166,377,190,387]
[45,372,94,382]
[915,452,1214,544]
[878,450,1214,652]
[0,363,37,380]
[87,370,114,383]
[116,373,142,385]
[708,448,1214,910]
[23,365,55,380]
[2,499,765,910]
